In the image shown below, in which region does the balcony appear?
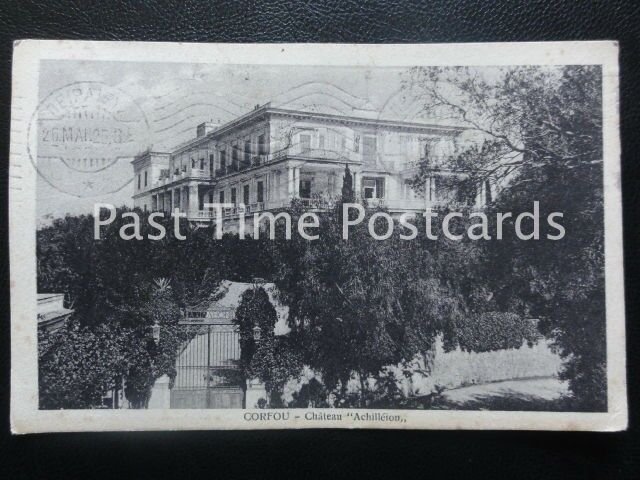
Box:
[186,209,217,220]
[153,176,170,188]
[253,154,269,166]
[188,168,210,179]
[400,155,448,172]
[299,195,340,210]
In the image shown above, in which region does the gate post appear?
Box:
[148,374,171,409]
[245,378,268,409]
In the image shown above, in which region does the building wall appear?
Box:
[281,337,563,404]
[133,152,170,211]
[136,110,491,220]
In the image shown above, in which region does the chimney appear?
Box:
[196,122,216,138]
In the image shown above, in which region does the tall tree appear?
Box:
[235,286,301,406]
[341,164,355,202]
[271,205,498,406]
[405,65,606,410]
[37,209,223,408]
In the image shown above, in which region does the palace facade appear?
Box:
[132,102,492,231]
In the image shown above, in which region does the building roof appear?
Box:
[170,103,466,156]
[37,293,64,300]
[37,293,73,329]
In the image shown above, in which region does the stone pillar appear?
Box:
[245,378,268,409]
[148,374,171,409]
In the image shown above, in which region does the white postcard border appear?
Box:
[10,40,627,433]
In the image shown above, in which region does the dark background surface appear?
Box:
[0,1,638,478]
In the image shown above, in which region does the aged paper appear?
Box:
[10,40,626,432]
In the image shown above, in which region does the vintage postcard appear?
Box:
[10,40,627,432]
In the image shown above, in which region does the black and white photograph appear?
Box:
[9,40,626,432]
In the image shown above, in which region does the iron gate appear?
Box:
[170,325,244,409]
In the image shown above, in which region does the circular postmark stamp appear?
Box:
[28,81,152,198]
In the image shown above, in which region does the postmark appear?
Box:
[27,81,151,198]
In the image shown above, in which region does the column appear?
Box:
[182,187,188,212]
[287,166,295,199]
[353,171,361,199]
[293,167,301,197]
[266,172,271,205]
[188,184,199,213]
[475,180,485,207]
[425,176,431,208]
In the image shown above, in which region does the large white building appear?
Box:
[132,102,492,230]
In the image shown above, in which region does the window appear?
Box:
[363,177,385,199]
[220,150,226,169]
[144,171,148,187]
[375,177,385,198]
[300,180,311,199]
[231,187,237,205]
[244,140,251,163]
[209,154,214,175]
[455,179,477,205]
[300,134,311,154]
[258,134,266,155]
[199,158,204,170]
[257,181,264,203]
[137,174,141,190]
[363,136,377,165]
[219,190,225,203]
[191,158,195,168]
[232,143,238,163]
[319,134,325,150]
[243,184,250,205]
[363,179,375,199]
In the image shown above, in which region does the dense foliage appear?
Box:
[37,65,607,411]
[407,65,606,410]
[235,286,302,405]
[37,211,273,408]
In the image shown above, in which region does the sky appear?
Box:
[36,59,419,221]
